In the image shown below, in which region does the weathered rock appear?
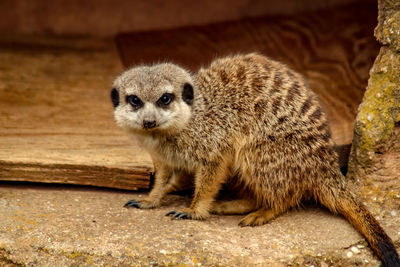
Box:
[348,0,400,187]
[348,47,400,179]
[375,0,400,51]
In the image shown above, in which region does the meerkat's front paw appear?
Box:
[166,208,209,220]
[124,199,159,209]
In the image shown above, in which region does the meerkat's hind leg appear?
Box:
[238,206,289,227]
[210,199,256,215]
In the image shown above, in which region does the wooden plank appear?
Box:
[0,36,153,190]
[116,3,379,147]
[0,160,151,190]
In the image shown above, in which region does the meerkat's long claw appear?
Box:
[166,211,177,216]
[166,211,191,219]
[176,212,190,219]
[124,199,141,208]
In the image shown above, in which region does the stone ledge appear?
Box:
[1,183,399,266]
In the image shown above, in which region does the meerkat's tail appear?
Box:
[315,183,400,267]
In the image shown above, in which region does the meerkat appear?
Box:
[111,53,399,266]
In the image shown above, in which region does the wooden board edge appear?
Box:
[0,160,152,191]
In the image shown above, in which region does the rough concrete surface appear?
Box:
[1,183,399,266]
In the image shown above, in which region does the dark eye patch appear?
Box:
[126,95,144,109]
[110,88,119,108]
[157,93,174,108]
[182,83,194,105]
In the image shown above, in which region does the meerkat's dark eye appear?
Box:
[126,95,143,109]
[157,93,174,107]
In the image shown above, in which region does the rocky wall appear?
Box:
[348,0,400,198]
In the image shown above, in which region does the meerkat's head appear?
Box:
[111,63,194,135]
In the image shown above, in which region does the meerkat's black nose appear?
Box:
[143,120,157,129]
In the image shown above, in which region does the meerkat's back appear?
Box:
[195,54,329,139]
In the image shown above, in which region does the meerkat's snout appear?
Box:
[137,102,160,130]
[143,120,157,129]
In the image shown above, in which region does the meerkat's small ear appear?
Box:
[182,83,194,105]
[111,88,119,108]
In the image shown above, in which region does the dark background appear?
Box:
[0,0,374,37]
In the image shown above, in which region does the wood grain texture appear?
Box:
[0,160,150,189]
[0,0,373,37]
[0,36,153,190]
[117,3,379,146]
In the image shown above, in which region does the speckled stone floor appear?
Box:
[0,182,399,266]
